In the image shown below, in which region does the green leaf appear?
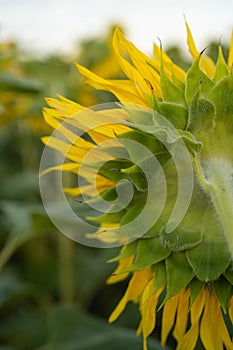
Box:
[162,229,202,252]
[188,96,215,134]
[224,264,233,284]
[213,277,232,313]
[165,252,194,301]
[120,164,148,191]
[185,55,214,104]
[160,61,185,104]
[102,146,130,159]
[120,196,146,226]
[100,187,118,201]
[122,106,155,125]
[186,240,231,282]
[199,70,215,95]
[158,102,187,129]
[130,237,170,271]
[119,120,202,152]
[118,130,163,156]
[172,69,185,91]
[176,129,202,153]
[189,278,204,307]
[208,74,233,119]
[98,159,132,183]
[38,304,166,350]
[183,202,231,282]
[92,209,125,224]
[213,46,229,82]
[118,136,156,164]
[153,262,166,293]
[143,220,166,239]
[185,56,201,104]
[108,241,138,262]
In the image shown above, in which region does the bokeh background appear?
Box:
[0,1,232,349]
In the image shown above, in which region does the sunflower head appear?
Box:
[41,21,233,350]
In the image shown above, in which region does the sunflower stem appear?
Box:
[58,233,75,302]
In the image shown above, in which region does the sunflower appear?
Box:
[41,21,233,350]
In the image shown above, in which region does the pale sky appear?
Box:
[0,0,233,56]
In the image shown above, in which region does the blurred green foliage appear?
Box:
[0,25,228,349]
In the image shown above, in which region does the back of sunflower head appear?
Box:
[40,21,233,350]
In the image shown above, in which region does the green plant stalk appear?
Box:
[58,230,75,302]
[52,152,76,302]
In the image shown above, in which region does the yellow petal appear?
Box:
[185,20,198,59]
[64,184,93,196]
[112,30,155,101]
[200,291,222,349]
[64,106,130,138]
[161,293,179,345]
[46,95,84,116]
[46,103,130,144]
[41,136,87,163]
[93,122,130,138]
[108,293,128,323]
[80,168,115,194]
[229,296,233,324]
[228,30,233,69]
[115,29,160,77]
[199,55,216,78]
[153,43,186,83]
[43,109,97,148]
[199,291,214,348]
[92,53,120,78]
[41,136,112,164]
[190,288,205,324]
[217,309,233,349]
[88,129,111,143]
[128,268,152,302]
[106,254,135,285]
[173,288,190,344]
[140,279,163,350]
[136,320,143,336]
[87,228,121,244]
[62,166,114,199]
[177,288,206,350]
[76,63,146,105]
[178,322,199,350]
[43,162,97,182]
[185,20,215,77]
[140,277,155,334]
[40,162,79,176]
[109,268,151,323]
[114,28,162,97]
[43,108,64,129]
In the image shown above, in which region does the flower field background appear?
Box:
[0,25,230,350]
